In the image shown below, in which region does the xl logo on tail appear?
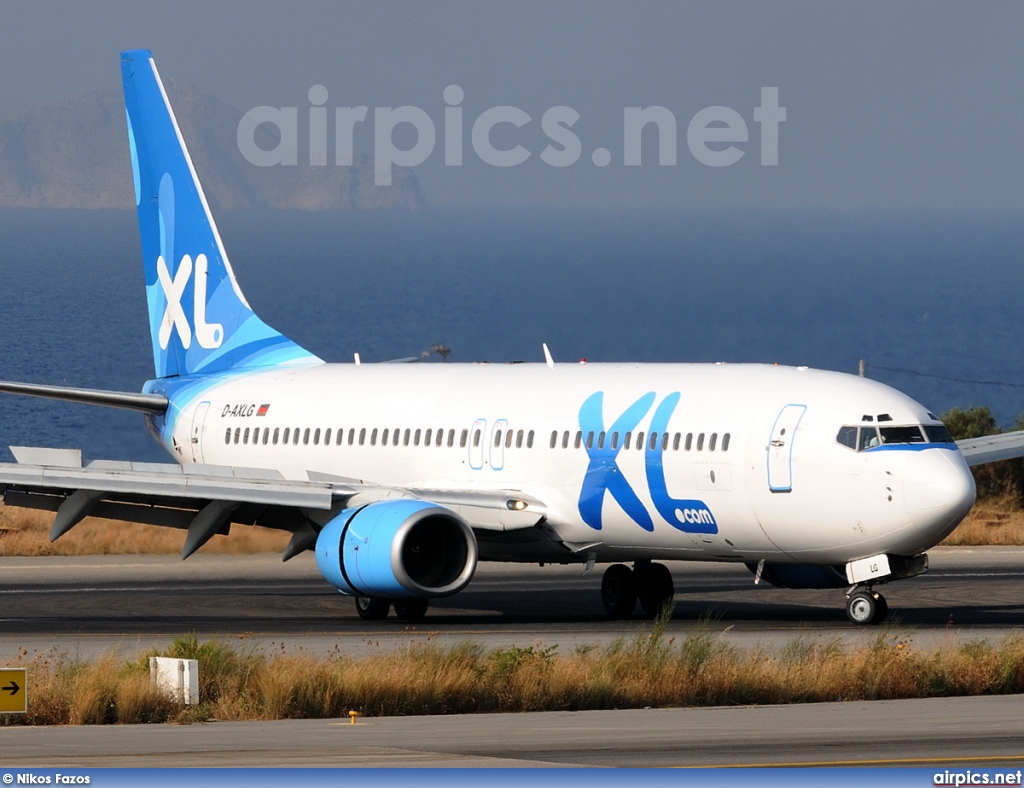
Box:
[157,254,224,350]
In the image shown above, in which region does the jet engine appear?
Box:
[747,562,848,589]
[315,499,478,598]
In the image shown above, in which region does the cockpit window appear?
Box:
[880,426,926,444]
[838,423,947,451]
[924,424,954,443]
[859,426,881,451]
[836,426,858,450]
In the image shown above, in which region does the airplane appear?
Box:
[0,49,1021,626]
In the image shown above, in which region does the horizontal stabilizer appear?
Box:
[0,380,168,414]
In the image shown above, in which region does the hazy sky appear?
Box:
[1,1,1021,210]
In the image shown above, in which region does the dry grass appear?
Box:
[0,500,290,556]
[5,623,1024,725]
[940,495,1024,546]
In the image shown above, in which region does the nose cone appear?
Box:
[903,449,976,543]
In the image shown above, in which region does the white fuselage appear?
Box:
[148,362,976,567]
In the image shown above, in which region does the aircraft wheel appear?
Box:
[354,596,390,621]
[601,564,637,619]
[846,590,882,626]
[636,562,675,618]
[393,598,429,622]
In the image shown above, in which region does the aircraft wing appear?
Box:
[956,431,1024,467]
[0,447,548,561]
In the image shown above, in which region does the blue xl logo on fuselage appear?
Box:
[577,391,718,534]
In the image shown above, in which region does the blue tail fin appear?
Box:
[120,50,321,379]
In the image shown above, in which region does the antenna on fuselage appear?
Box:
[542,343,554,369]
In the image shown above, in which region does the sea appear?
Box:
[1,207,1023,464]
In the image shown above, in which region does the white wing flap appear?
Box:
[0,460,337,509]
[0,451,549,544]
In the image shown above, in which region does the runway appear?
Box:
[4,548,1024,767]
[2,547,1024,660]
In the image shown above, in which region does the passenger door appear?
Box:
[767,404,806,492]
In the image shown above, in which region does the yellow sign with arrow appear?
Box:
[0,668,27,713]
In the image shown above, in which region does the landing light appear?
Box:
[506,499,528,511]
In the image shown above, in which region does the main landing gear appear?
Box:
[601,561,675,619]
[845,587,888,625]
[354,596,429,622]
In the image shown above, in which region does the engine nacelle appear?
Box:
[748,562,848,589]
[315,499,478,598]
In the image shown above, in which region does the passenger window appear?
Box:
[550,431,557,449]
[562,430,570,449]
[836,426,858,450]
[460,429,467,448]
[624,431,632,450]
[224,428,231,445]
[282,427,290,444]
[273,428,280,445]
[445,429,453,447]
[527,430,534,448]
[661,433,669,451]
[263,429,270,446]
[575,431,582,449]
[586,431,594,449]
[598,431,606,449]
[325,428,333,445]
[382,428,389,445]
[649,432,658,451]
[709,433,717,451]
[414,428,421,446]
[336,429,344,446]
[404,429,411,446]
[348,428,355,445]
[697,433,705,451]
[517,430,524,448]
[234,427,241,444]
[672,433,680,451]
[635,431,644,450]
[611,432,619,450]
[473,429,482,448]
[358,428,366,446]
[303,428,310,446]
[370,428,378,446]
[506,430,514,449]
[425,428,432,446]
[293,428,300,446]
[243,428,250,445]
[494,429,503,448]
[722,433,731,451]
[685,433,693,451]
[313,428,321,446]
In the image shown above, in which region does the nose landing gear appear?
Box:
[845,587,888,625]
